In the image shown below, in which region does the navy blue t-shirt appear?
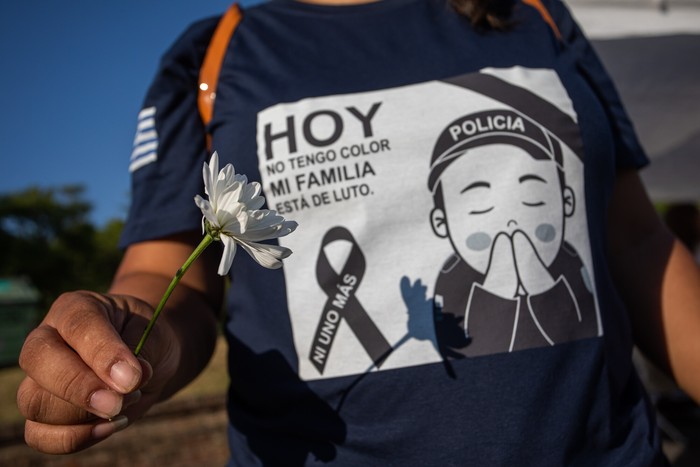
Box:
[121,0,667,465]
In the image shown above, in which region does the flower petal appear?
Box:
[204,152,220,199]
[218,235,237,276]
[237,240,292,269]
[237,212,298,242]
[194,195,220,229]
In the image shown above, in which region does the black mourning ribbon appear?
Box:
[309,226,392,375]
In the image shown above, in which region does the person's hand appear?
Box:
[482,232,519,298]
[511,231,555,296]
[16,290,181,454]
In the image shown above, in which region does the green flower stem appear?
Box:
[134,233,215,357]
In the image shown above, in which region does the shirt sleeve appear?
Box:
[119,16,221,249]
[544,0,649,170]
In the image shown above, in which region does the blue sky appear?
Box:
[0,1,261,226]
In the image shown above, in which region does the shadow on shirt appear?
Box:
[226,337,347,465]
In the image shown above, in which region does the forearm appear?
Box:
[608,171,700,402]
[619,236,700,402]
[655,240,700,401]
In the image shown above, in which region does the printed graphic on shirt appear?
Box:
[256,67,602,381]
[129,106,159,173]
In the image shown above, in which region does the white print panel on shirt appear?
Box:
[256,67,602,381]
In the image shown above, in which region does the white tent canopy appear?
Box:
[568,0,700,201]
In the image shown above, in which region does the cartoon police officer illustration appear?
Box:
[427,109,598,358]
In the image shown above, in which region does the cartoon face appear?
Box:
[431,144,574,274]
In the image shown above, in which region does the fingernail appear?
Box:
[89,389,122,418]
[92,415,129,439]
[110,361,139,392]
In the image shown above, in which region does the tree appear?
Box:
[0,185,124,311]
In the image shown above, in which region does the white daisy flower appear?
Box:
[194,152,298,274]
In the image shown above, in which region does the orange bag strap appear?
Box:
[198,3,243,150]
[522,0,562,41]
